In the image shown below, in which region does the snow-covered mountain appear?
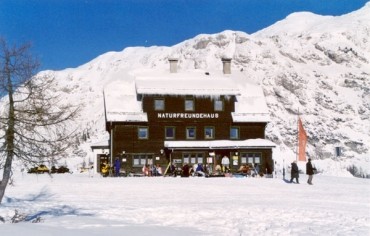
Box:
[20,3,370,176]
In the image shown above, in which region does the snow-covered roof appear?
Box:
[104,68,270,123]
[106,111,148,122]
[232,113,270,122]
[90,140,109,149]
[164,139,276,149]
[135,72,240,96]
[232,83,270,122]
[104,72,148,122]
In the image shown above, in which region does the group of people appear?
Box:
[236,163,260,177]
[142,164,163,176]
[167,156,233,177]
[290,158,317,185]
[180,163,208,177]
[112,156,317,184]
[168,155,264,178]
[178,155,249,177]
[101,157,122,177]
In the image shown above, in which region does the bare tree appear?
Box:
[0,39,79,204]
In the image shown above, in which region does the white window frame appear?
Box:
[183,153,204,164]
[154,99,164,111]
[185,99,194,111]
[230,127,240,139]
[240,152,262,164]
[214,100,223,111]
[165,126,176,139]
[133,154,153,167]
[204,126,215,139]
[186,127,196,139]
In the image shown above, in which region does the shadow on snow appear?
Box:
[25,205,94,222]
[3,186,94,221]
[4,186,53,204]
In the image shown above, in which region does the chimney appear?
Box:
[168,58,178,73]
[222,58,232,74]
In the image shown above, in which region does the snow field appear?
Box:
[0,172,369,235]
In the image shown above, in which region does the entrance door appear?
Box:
[98,154,109,173]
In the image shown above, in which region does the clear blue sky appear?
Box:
[0,0,368,71]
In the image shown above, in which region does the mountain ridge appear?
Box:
[6,4,370,175]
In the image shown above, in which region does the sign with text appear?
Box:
[157,113,219,119]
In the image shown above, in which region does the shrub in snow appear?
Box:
[31,216,44,223]
[11,209,26,223]
[8,178,15,186]
[347,164,370,178]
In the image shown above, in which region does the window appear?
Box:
[186,127,196,139]
[165,127,175,139]
[230,127,240,139]
[138,127,149,139]
[183,153,204,165]
[154,99,164,111]
[214,100,223,111]
[133,154,153,167]
[240,153,261,164]
[185,99,194,111]
[204,126,215,139]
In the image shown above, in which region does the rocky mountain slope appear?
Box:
[10,3,370,175]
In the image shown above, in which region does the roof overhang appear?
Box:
[106,111,148,122]
[90,140,110,150]
[231,113,271,122]
[164,139,276,150]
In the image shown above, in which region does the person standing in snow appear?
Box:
[221,156,230,173]
[114,157,121,177]
[290,161,299,184]
[182,163,190,177]
[306,158,316,185]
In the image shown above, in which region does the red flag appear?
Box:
[298,118,308,162]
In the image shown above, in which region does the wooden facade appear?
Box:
[106,95,274,174]
[102,58,275,175]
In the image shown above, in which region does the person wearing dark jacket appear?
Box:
[290,161,299,184]
[114,157,121,177]
[182,163,190,177]
[306,158,316,185]
[195,163,205,177]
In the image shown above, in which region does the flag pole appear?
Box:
[297,109,308,162]
[296,109,300,162]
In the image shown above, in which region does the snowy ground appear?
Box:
[0,172,369,236]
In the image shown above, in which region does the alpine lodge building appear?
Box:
[101,57,276,175]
